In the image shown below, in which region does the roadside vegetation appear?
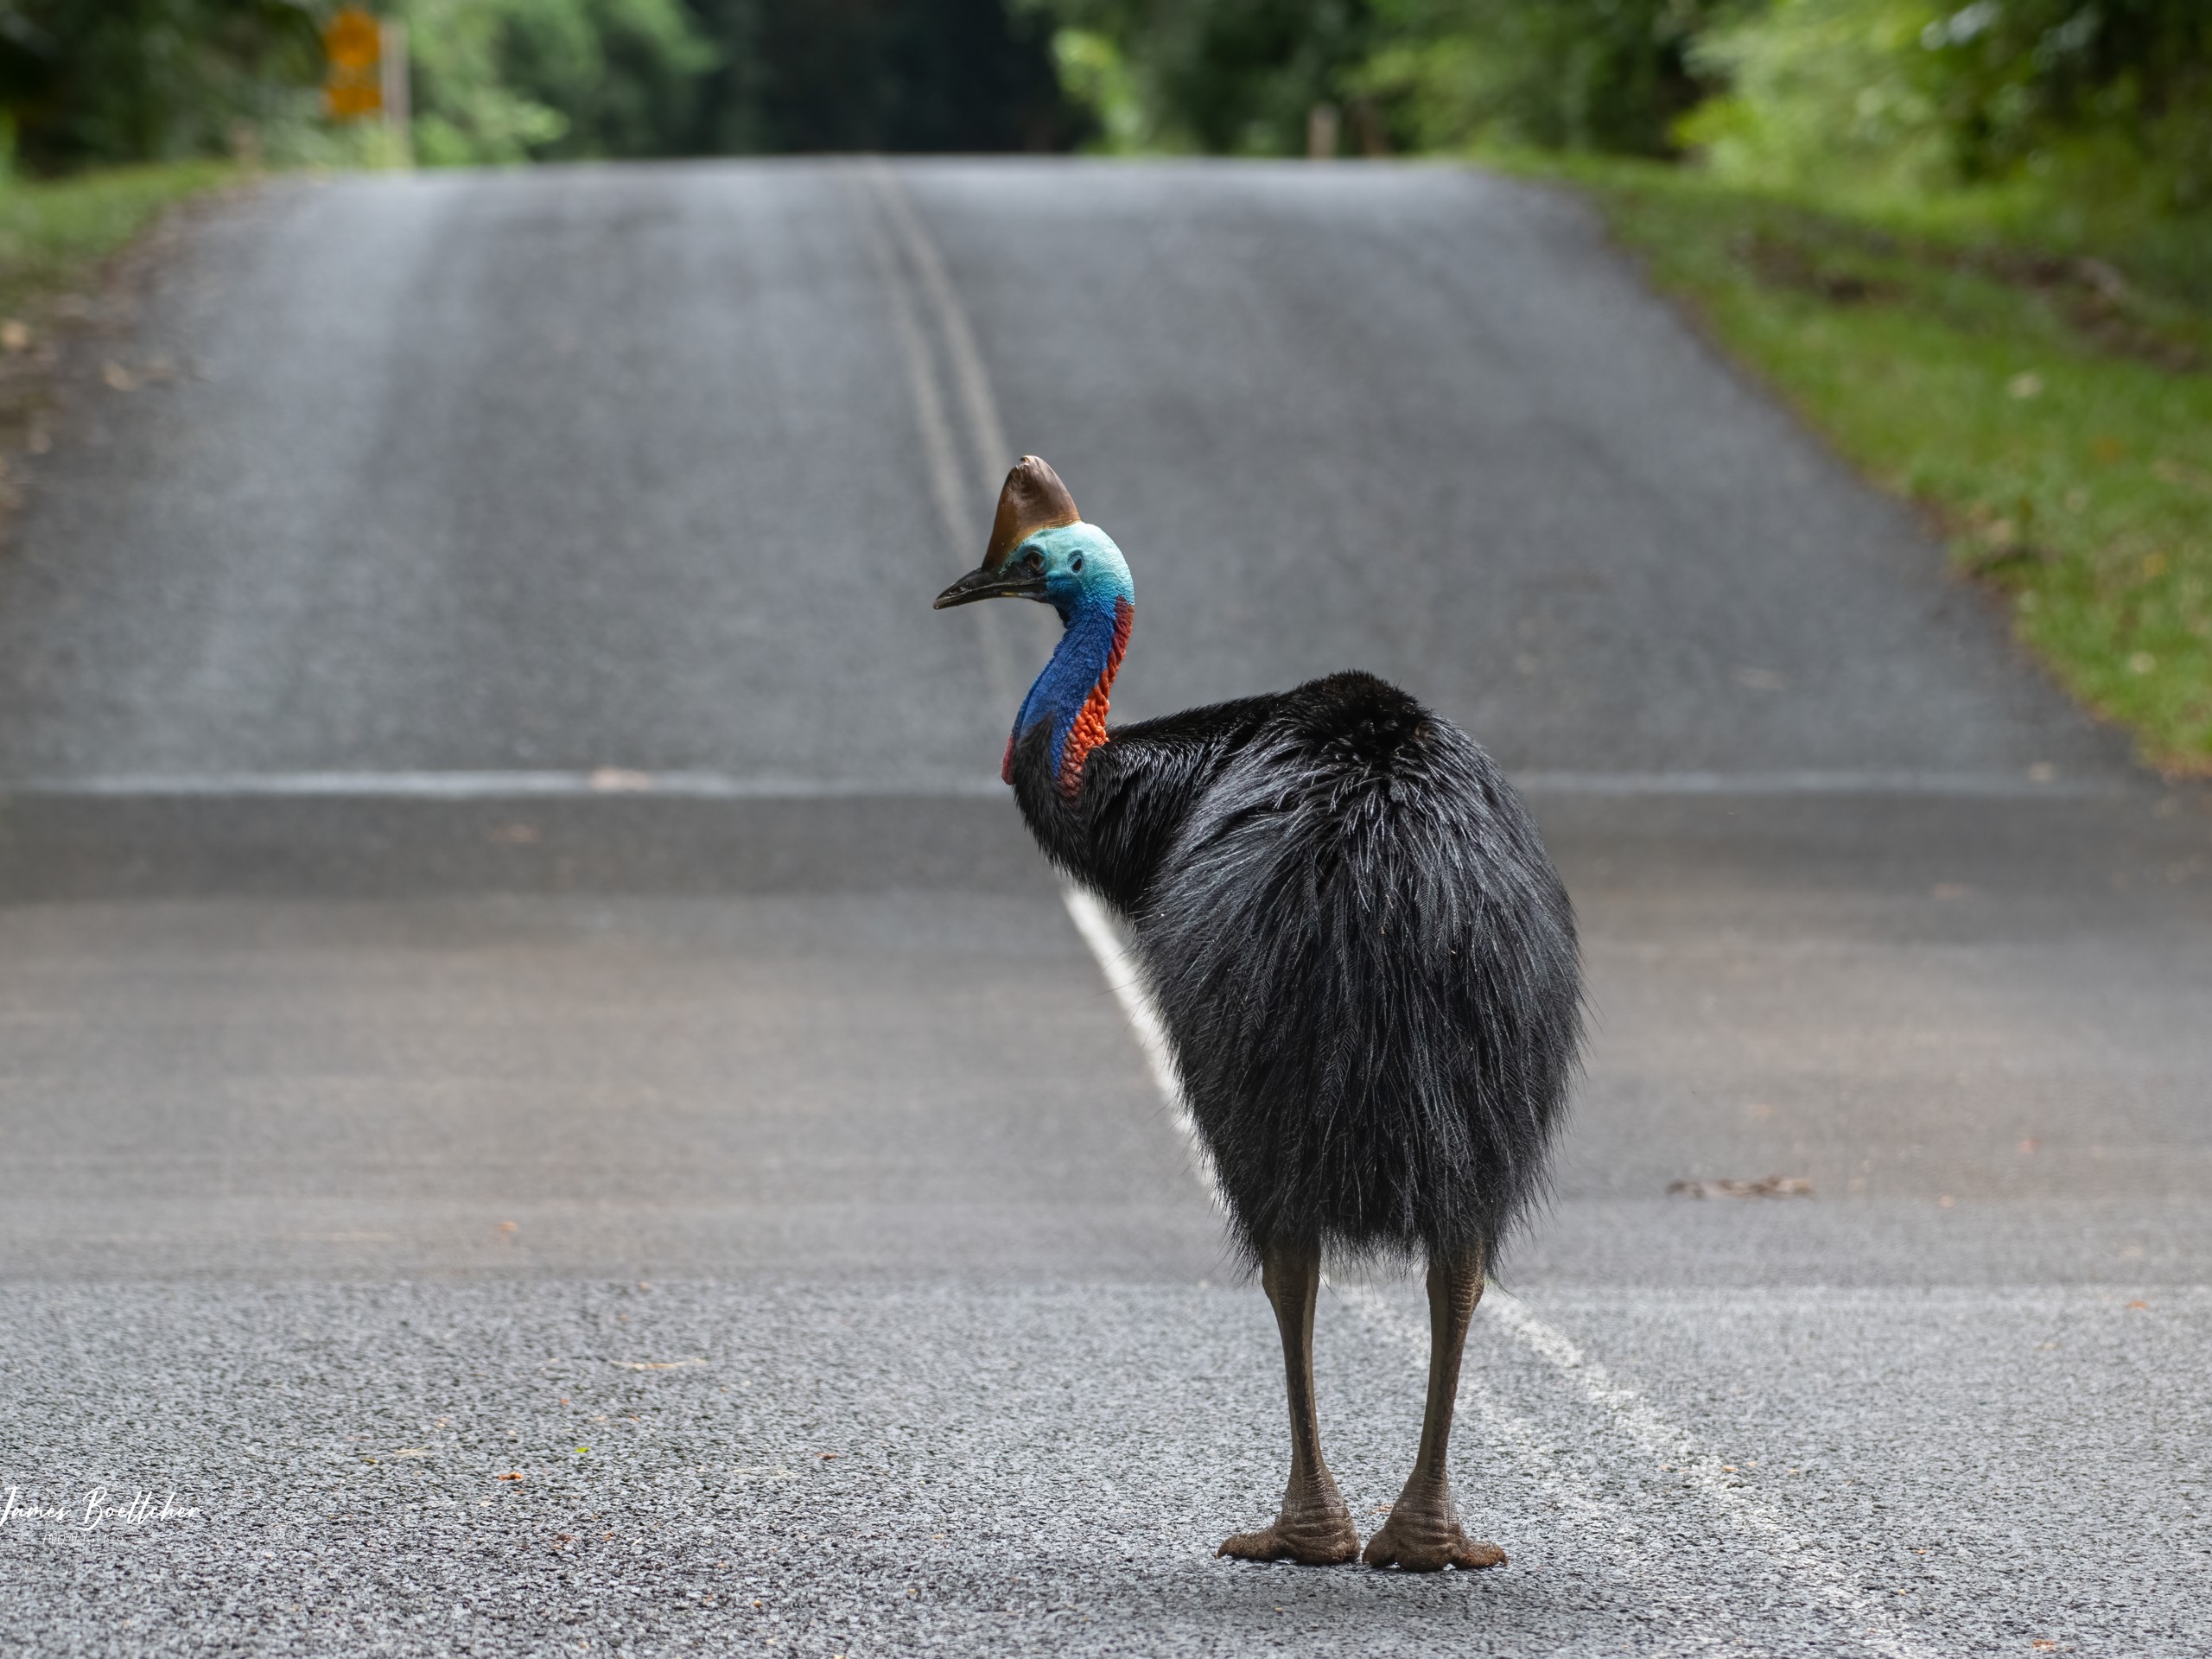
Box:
[0,163,232,320]
[0,162,235,473]
[1537,156,2212,769]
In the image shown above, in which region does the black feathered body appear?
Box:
[1013,670,1581,1266]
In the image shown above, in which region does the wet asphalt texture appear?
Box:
[1,160,2209,1657]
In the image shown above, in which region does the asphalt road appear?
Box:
[1,159,2208,1657]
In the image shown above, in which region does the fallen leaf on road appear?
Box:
[101,361,135,391]
[498,1471,525,1481]
[1668,1175,1813,1199]
[1,320,29,351]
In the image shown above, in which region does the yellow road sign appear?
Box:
[324,8,380,72]
[324,7,383,119]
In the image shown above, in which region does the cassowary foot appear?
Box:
[1362,1491,1505,1573]
[1217,1482,1360,1565]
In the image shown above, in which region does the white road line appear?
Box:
[1332,1284,1727,1634]
[1465,1283,1939,1659]
[1058,887,1222,1206]
[0,770,1004,800]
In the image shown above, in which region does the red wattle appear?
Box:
[1056,598,1133,798]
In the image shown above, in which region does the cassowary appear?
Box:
[935,457,1582,1572]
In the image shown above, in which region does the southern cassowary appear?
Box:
[935,457,1582,1572]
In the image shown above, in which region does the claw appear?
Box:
[1363,1508,1505,1573]
[1217,1519,1361,1566]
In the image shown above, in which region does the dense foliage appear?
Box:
[0,0,1077,170]
[1036,0,1374,155]
[1037,0,1730,157]
[689,0,1075,155]
[0,0,322,170]
[1683,0,2212,211]
[3,0,2206,225]
[1357,0,1726,157]
[1040,0,2212,218]
[406,0,713,162]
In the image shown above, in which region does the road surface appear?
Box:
[1,159,2208,1656]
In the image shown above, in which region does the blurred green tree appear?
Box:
[405,0,715,163]
[0,0,322,169]
[0,0,1081,170]
[1919,0,2210,206]
[686,0,1079,154]
[1684,0,2212,211]
[1033,0,1726,156]
[1357,0,1727,156]
[1035,0,1373,155]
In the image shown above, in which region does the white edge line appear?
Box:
[1329,1285,1711,1624]
[1059,886,1224,1208]
[1468,1283,1940,1659]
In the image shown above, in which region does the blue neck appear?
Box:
[1010,588,1131,784]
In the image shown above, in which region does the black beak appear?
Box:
[934,456,1079,610]
[933,563,1044,609]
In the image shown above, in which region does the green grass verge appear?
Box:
[1510,153,2212,775]
[0,162,235,327]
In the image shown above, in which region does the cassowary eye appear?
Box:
[1070,553,1084,573]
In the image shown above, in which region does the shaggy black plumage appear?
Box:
[1011,671,1582,1268]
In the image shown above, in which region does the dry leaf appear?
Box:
[1669,1175,1813,1199]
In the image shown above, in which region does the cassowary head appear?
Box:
[933,455,1133,622]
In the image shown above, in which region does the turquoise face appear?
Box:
[1018,523,1135,621]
